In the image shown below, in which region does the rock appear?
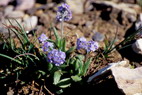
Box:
[92,31,105,42]
[7,87,14,95]
[92,1,140,25]
[0,0,11,6]
[0,18,22,38]
[22,16,38,31]
[87,60,130,82]
[66,0,85,14]
[1,18,22,26]
[134,93,142,95]
[4,5,14,16]
[84,0,94,12]
[39,13,50,27]
[111,67,142,95]
[6,11,25,18]
[120,0,136,4]
[135,13,142,37]
[132,38,142,55]
[16,0,35,11]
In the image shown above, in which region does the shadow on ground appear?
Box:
[62,77,125,95]
[118,23,142,63]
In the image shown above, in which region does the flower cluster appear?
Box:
[42,42,54,52]
[38,33,66,66]
[56,3,72,22]
[38,33,48,43]
[38,33,54,52]
[47,49,66,66]
[77,37,99,52]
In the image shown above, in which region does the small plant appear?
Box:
[1,2,141,95]
[0,3,99,94]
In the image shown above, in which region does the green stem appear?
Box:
[61,17,64,39]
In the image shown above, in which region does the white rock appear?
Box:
[133,93,142,95]
[0,0,11,6]
[87,61,129,82]
[132,38,142,54]
[6,11,25,18]
[135,13,142,36]
[4,5,14,16]
[66,0,85,14]
[1,18,22,26]
[22,16,38,31]
[16,0,35,11]
[111,67,142,95]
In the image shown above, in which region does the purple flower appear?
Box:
[77,37,87,50]
[77,37,99,52]
[87,41,99,52]
[42,42,54,52]
[47,49,66,66]
[56,3,72,22]
[38,33,48,43]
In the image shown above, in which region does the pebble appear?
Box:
[0,0,11,6]
[132,38,142,55]
[22,16,38,31]
[66,0,85,14]
[16,0,35,11]
[92,31,105,42]
[4,5,14,16]
[6,11,25,18]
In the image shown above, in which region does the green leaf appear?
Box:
[56,89,63,94]
[53,70,62,85]
[0,53,21,64]
[57,78,71,88]
[38,70,46,76]
[77,60,83,75]
[52,27,61,48]
[66,46,75,55]
[75,59,80,71]
[71,75,82,82]
[53,27,60,41]
[46,39,55,43]
[47,63,53,71]
[0,76,6,79]
[76,55,85,60]
[81,58,92,76]
[61,38,66,52]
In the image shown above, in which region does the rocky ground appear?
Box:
[0,0,142,95]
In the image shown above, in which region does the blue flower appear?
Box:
[38,33,48,43]
[56,3,72,22]
[77,37,88,50]
[42,42,54,52]
[87,40,99,52]
[47,49,66,66]
[77,37,99,52]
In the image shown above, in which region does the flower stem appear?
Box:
[61,17,64,39]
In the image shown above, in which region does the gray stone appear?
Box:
[0,0,11,6]
[132,38,142,55]
[93,1,140,25]
[16,0,35,11]
[4,5,14,16]
[6,11,24,18]
[92,32,105,42]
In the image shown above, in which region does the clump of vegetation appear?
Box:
[0,3,141,95]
